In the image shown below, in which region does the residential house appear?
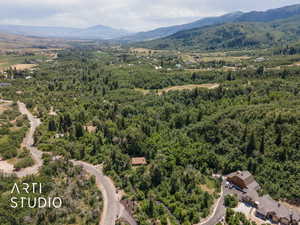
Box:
[226,171,300,225]
[226,171,260,190]
[131,157,147,166]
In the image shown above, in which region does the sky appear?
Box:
[0,0,300,32]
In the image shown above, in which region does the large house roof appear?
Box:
[226,171,300,222]
[227,171,255,186]
[258,195,300,221]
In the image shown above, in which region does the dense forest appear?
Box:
[1,46,300,224]
[135,15,300,51]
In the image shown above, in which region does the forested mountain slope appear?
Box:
[122,4,300,42]
[135,15,300,51]
[236,3,300,22]
[121,12,243,42]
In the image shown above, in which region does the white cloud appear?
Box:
[0,0,299,31]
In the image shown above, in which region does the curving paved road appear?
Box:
[71,161,120,225]
[2,100,225,225]
[1,100,136,225]
[16,101,43,178]
[70,161,137,225]
[196,182,226,225]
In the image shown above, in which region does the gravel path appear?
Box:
[0,160,14,173]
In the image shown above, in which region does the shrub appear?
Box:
[14,156,34,170]
[1,147,17,159]
[17,148,30,158]
[224,194,238,208]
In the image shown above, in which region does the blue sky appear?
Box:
[1,0,300,31]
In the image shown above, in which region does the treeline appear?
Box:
[274,44,300,55]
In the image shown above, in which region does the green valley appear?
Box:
[0,2,300,225]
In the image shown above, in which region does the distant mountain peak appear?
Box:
[0,24,131,40]
[225,11,244,17]
[87,24,110,29]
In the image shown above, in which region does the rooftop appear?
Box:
[258,195,300,221]
[131,157,147,165]
[227,170,255,186]
[226,171,300,222]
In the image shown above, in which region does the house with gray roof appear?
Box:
[226,171,300,225]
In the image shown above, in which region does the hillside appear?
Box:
[121,12,243,42]
[236,4,300,22]
[121,4,300,42]
[0,32,68,50]
[135,15,300,51]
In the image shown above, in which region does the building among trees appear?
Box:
[226,171,300,225]
[131,157,147,166]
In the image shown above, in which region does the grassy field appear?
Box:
[135,83,220,95]
[130,47,177,56]
[0,54,44,70]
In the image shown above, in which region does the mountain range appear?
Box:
[122,4,300,42]
[120,11,243,42]
[136,15,300,51]
[0,24,130,40]
[0,32,69,50]
[133,4,300,51]
[0,3,300,46]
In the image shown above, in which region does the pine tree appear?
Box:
[259,135,265,154]
[256,66,264,75]
[151,165,162,186]
[197,110,203,121]
[75,123,84,138]
[91,140,98,156]
[48,119,57,131]
[242,126,248,143]
[246,132,256,156]
[147,198,154,217]
[275,128,282,146]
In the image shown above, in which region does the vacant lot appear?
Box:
[11,64,37,70]
[289,61,300,67]
[159,83,219,94]
[136,83,220,95]
[181,54,198,63]
[130,47,173,55]
[199,56,251,62]
[0,54,42,70]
